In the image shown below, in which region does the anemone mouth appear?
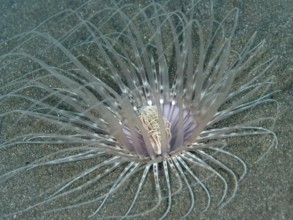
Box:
[122,102,197,159]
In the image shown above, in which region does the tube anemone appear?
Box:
[0,0,278,219]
